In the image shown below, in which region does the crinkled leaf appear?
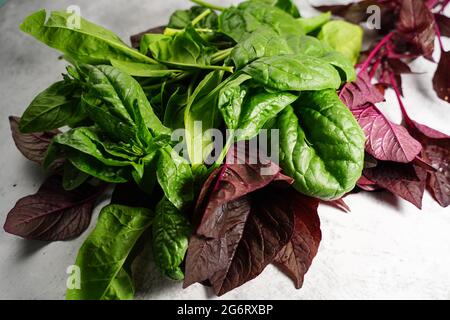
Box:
[243,54,342,92]
[218,1,304,42]
[156,146,194,210]
[152,198,191,280]
[277,90,365,200]
[4,176,103,241]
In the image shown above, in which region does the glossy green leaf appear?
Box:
[318,20,363,65]
[321,51,356,82]
[243,54,341,91]
[297,12,331,34]
[277,90,365,200]
[152,198,191,280]
[256,0,301,18]
[218,1,304,42]
[19,80,84,133]
[62,161,89,191]
[80,65,169,144]
[149,26,229,71]
[20,10,155,65]
[164,87,188,130]
[66,204,152,300]
[231,27,326,69]
[157,146,194,210]
[68,151,130,183]
[235,90,298,141]
[168,6,218,29]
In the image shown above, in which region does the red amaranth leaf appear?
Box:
[433,50,450,103]
[435,13,450,38]
[9,116,62,167]
[396,0,436,59]
[4,176,105,241]
[195,144,290,239]
[352,105,422,163]
[274,194,321,289]
[364,162,427,209]
[184,144,300,296]
[340,72,385,110]
[405,118,450,207]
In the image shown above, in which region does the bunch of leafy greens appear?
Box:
[7,0,448,299]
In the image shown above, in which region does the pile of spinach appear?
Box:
[5,0,366,299]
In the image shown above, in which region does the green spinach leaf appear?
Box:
[277,89,365,200]
[297,12,331,34]
[20,10,156,65]
[152,198,191,280]
[243,54,341,91]
[62,161,89,191]
[184,70,224,165]
[318,20,363,65]
[19,80,84,133]
[157,146,194,210]
[168,6,218,29]
[66,204,152,300]
[219,1,304,42]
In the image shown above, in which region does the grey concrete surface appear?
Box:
[0,0,450,300]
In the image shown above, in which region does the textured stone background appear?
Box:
[0,0,449,300]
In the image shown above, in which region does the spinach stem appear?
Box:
[191,9,212,26]
[163,27,214,36]
[214,131,235,167]
[211,48,233,64]
[190,0,226,11]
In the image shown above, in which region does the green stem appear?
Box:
[192,9,212,26]
[163,27,214,36]
[190,0,226,11]
[214,131,235,168]
[211,48,233,64]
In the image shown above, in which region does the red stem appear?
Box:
[358,33,393,76]
[440,0,450,12]
[435,21,446,52]
[388,70,414,127]
[369,58,382,80]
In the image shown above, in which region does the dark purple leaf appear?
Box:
[405,118,450,207]
[9,116,61,167]
[435,13,450,38]
[195,144,291,239]
[274,194,321,289]
[433,50,450,104]
[4,176,105,241]
[352,105,422,163]
[184,186,295,296]
[396,0,435,59]
[315,1,380,24]
[184,145,298,296]
[364,162,427,209]
[340,72,385,110]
